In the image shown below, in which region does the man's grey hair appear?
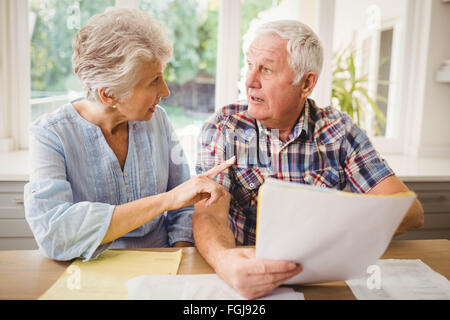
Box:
[247,20,323,85]
[72,7,172,105]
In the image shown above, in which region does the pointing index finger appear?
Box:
[204,156,235,179]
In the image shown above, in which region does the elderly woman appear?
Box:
[24,7,232,261]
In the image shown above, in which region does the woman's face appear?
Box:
[116,60,170,121]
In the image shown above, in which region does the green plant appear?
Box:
[331,46,387,136]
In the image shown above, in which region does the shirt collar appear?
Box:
[295,98,311,143]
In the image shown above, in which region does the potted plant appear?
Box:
[331,45,388,136]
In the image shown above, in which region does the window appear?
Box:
[29,0,114,122]
[333,0,408,152]
[23,0,280,172]
[139,0,216,127]
[138,0,218,172]
[238,0,300,99]
[3,0,430,157]
[240,0,276,67]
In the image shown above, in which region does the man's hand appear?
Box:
[193,172,301,300]
[214,247,302,299]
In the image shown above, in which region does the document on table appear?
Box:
[346,259,450,300]
[255,178,416,285]
[126,274,304,300]
[39,249,182,300]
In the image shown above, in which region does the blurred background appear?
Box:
[1,0,449,166]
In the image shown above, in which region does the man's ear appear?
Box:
[300,72,318,99]
[97,88,118,107]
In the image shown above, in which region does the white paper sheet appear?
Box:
[255,178,416,285]
[346,259,450,300]
[126,274,304,300]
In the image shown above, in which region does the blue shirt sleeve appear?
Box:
[24,125,115,261]
[160,110,194,246]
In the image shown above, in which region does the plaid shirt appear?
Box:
[196,98,394,245]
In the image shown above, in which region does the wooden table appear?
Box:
[0,239,448,300]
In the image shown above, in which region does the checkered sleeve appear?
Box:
[342,115,394,193]
[195,114,233,192]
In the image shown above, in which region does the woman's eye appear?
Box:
[150,77,161,86]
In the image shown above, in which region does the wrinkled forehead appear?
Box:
[137,59,165,81]
[246,33,289,62]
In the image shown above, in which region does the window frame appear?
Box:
[214,0,241,110]
[353,16,404,152]
[324,0,432,156]
[0,0,30,151]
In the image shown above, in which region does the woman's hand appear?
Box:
[165,156,235,211]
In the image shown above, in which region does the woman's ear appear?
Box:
[97,88,117,107]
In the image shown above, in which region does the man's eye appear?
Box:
[263,68,272,74]
[247,61,253,68]
[152,77,160,84]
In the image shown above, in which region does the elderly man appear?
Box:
[194,20,424,299]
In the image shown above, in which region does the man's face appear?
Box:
[245,33,303,129]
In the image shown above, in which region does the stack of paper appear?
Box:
[255,178,416,284]
[39,250,182,299]
[346,259,450,300]
[126,274,304,300]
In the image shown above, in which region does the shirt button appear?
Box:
[249,183,255,188]
[124,172,128,177]
[127,197,132,202]
[126,187,131,193]
[321,184,326,188]
[125,180,129,185]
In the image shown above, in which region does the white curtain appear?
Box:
[0,0,30,151]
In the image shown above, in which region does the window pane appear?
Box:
[139,0,218,171]
[239,0,277,72]
[238,0,287,99]
[29,0,114,122]
[333,0,407,137]
[376,27,393,133]
[139,0,216,123]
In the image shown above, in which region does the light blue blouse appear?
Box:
[24,102,194,261]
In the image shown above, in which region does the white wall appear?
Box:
[417,0,450,157]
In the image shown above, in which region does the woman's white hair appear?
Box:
[246,20,323,85]
[72,7,173,105]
